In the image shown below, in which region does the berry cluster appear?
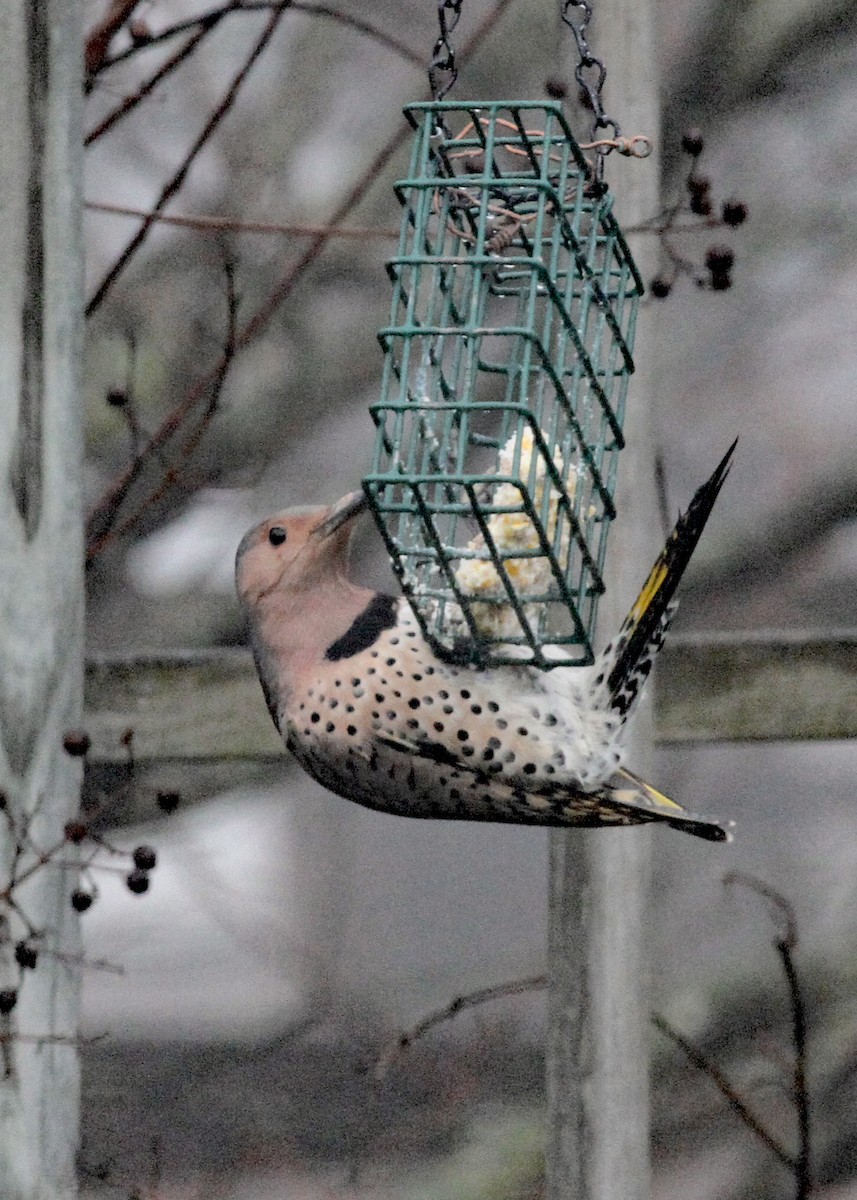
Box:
[649,128,748,299]
[69,840,159,912]
[60,728,177,913]
[0,729,183,1022]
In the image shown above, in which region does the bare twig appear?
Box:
[269,1,424,68]
[92,3,234,71]
[86,5,289,318]
[84,0,518,562]
[373,927,808,1192]
[87,0,422,145]
[85,0,142,76]
[85,201,399,240]
[777,939,810,1199]
[725,872,811,1199]
[651,1011,795,1171]
[100,0,424,73]
[87,255,239,559]
[190,0,519,360]
[85,22,221,146]
[374,972,547,1082]
[723,872,798,959]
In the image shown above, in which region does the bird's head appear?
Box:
[235,490,368,608]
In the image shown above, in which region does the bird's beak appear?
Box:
[315,490,368,539]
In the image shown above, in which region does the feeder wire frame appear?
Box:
[364,101,644,670]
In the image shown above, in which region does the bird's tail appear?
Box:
[595,439,737,718]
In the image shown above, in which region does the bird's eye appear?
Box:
[268,525,287,547]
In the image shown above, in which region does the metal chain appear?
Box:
[428,0,463,101]
[559,1,620,178]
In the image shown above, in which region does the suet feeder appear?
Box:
[363,101,643,669]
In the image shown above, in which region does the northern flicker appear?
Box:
[235,443,735,840]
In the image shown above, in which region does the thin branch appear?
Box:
[100,0,424,73]
[85,0,142,76]
[372,957,803,1185]
[266,2,424,68]
[374,973,547,1082]
[86,255,240,560]
[95,3,241,68]
[85,201,399,240]
[85,4,289,318]
[85,21,221,146]
[723,872,798,953]
[777,938,811,1199]
[651,1012,796,1171]
[200,0,519,365]
[84,0,519,560]
[725,872,811,1199]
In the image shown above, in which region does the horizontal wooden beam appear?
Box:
[84,648,284,764]
[82,631,857,763]
[655,629,857,744]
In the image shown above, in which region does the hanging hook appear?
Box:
[559,1,624,179]
[428,0,464,102]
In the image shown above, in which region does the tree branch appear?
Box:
[374,973,547,1082]
[85,0,142,76]
[85,4,290,318]
[99,0,424,73]
[84,0,519,561]
[85,22,221,146]
[87,256,240,560]
[85,201,398,240]
[651,1011,795,1172]
[725,872,811,1199]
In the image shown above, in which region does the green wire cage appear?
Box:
[363,100,644,669]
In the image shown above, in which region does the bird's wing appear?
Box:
[373,732,730,841]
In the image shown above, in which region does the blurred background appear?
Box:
[80,1,857,1196]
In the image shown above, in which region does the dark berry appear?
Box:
[126,869,150,895]
[106,387,129,408]
[710,272,732,291]
[689,192,713,216]
[62,730,91,757]
[128,18,152,44]
[0,990,18,1015]
[681,128,705,156]
[15,943,38,970]
[650,276,672,299]
[64,821,88,844]
[132,845,157,871]
[544,76,567,100]
[705,244,735,272]
[156,790,180,813]
[722,198,748,226]
[71,890,94,913]
[687,174,711,196]
[120,728,134,749]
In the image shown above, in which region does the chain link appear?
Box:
[560,1,620,179]
[428,0,463,101]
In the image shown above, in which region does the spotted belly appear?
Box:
[283,721,645,830]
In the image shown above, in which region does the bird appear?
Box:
[235,442,736,841]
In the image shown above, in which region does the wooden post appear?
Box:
[546,3,660,1198]
[0,3,84,1196]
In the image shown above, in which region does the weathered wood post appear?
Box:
[0,4,85,1196]
[546,2,660,1197]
